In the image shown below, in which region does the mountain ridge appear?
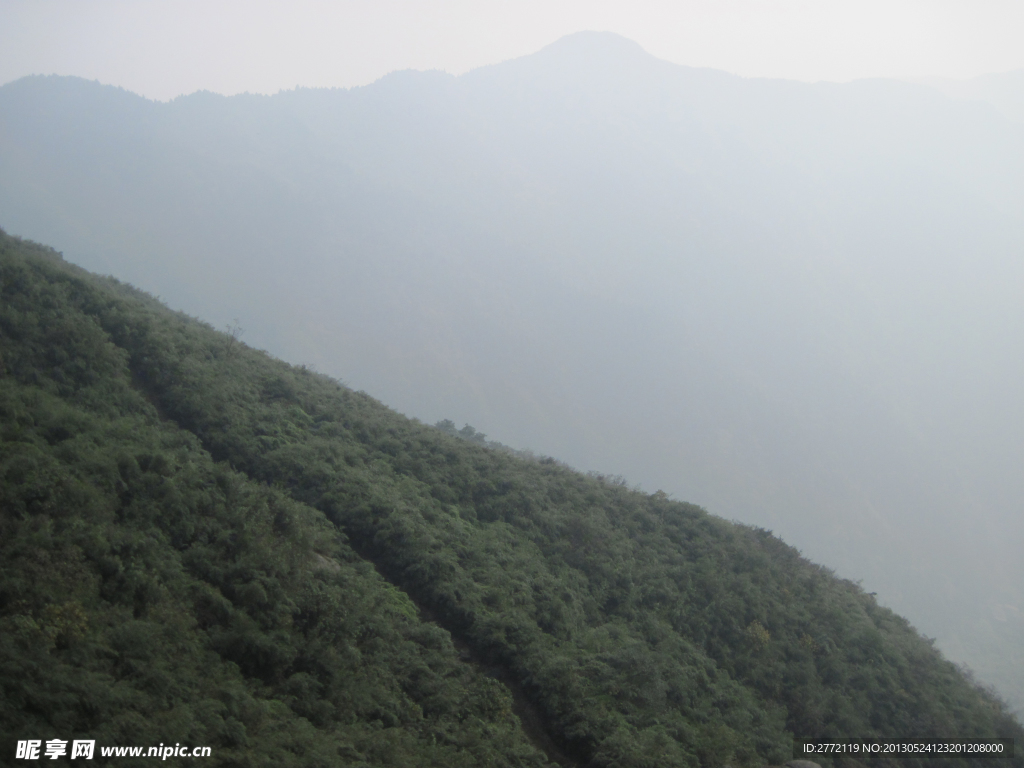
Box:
[2,228,1024,768]
[1,227,1021,767]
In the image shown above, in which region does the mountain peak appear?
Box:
[536,30,651,61]
[463,30,662,87]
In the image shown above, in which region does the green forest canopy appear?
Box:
[1,228,1020,767]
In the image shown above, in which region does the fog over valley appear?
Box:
[2,30,1023,715]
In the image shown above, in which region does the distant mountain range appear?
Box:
[914,69,1024,124]
[2,31,1023,711]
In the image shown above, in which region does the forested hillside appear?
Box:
[2,229,1020,767]
[0,233,549,767]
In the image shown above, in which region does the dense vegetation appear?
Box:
[0,233,547,767]
[1,228,1021,767]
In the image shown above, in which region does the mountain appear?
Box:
[2,32,1023,711]
[918,70,1024,124]
[2,227,1021,767]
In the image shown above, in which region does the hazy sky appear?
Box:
[2,0,1024,100]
